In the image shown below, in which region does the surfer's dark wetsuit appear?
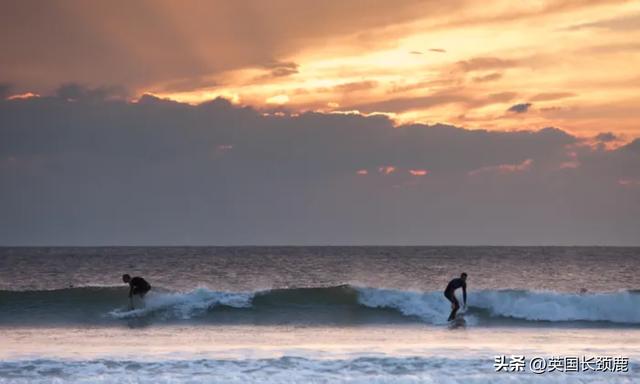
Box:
[128,276,151,298]
[444,276,467,321]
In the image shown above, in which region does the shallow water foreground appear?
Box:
[1,324,639,383]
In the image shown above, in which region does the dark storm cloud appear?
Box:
[595,132,618,142]
[507,103,532,113]
[55,83,129,101]
[154,77,219,93]
[622,138,640,153]
[0,83,11,98]
[0,89,638,245]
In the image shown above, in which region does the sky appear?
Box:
[1,0,639,245]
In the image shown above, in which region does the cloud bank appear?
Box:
[1,90,639,245]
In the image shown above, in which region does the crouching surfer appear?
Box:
[444,273,467,321]
[122,274,151,310]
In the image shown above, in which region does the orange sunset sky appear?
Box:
[2,0,640,139]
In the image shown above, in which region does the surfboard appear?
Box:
[448,314,466,328]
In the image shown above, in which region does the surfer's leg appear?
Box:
[447,296,459,321]
[133,286,150,297]
[444,292,458,321]
[137,290,149,307]
[130,287,149,308]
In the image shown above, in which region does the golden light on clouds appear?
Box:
[409,169,429,176]
[265,94,290,105]
[144,1,640,138]
[378,166,397,175]
[2,0,639,138]
[6,92,40,100]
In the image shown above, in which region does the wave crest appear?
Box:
[1,285,638,325]
[109,288,253,319]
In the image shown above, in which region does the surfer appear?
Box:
[122,274,151,310]
[444,273,467,321]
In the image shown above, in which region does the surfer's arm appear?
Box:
[127,285,134,309]
[462,284,467,307]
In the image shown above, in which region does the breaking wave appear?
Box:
[0,285,638,326]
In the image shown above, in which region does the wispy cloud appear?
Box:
[507,103,532,114]
[567,13,640,31]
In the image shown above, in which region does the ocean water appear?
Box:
[1,246,639,383]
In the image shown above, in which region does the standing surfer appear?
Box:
[444,273,467,321]
[122,274,151,310]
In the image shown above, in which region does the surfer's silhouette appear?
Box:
[444,273,467,321]
[122,274,151,310]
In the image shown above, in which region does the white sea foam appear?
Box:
[107,286,640,324]
[355,287,640,324]
[472,290,640,323]
[108,288,253,319]
[0,357,636,384]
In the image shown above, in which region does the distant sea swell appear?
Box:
[1,285,639,326]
